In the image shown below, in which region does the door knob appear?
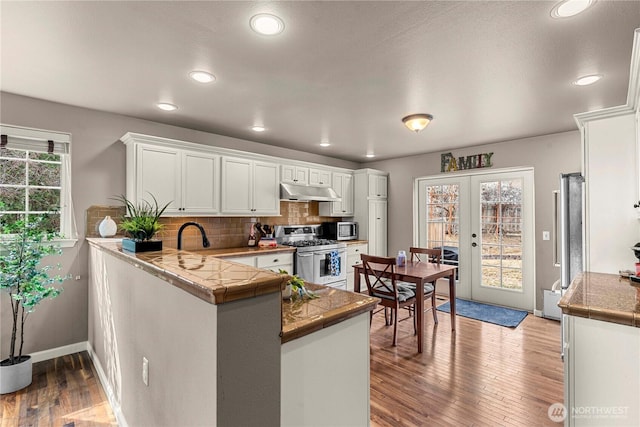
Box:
[472,242,477,247]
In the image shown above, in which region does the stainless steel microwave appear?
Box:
[322,221,357,241]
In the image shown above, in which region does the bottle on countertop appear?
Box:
[396,250,406,267]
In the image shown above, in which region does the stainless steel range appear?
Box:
[275,225,347,290]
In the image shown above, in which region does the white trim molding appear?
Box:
[30,341,87,363]
[87,342,128,427]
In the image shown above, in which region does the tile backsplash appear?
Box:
[86,201,339,251]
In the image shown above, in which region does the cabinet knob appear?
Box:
[274,259,279,263]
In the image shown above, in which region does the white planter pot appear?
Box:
[0,356,32,394]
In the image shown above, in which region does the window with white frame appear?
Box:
[0,124,76,244]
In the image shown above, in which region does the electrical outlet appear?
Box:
[542,231,550,241]
[142,357,149,386]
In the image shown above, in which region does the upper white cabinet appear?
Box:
[319,172,354,217]
[221,157,279,215]
[126,141,219,216]
[309,168,331,187]
[368,173,388,199]
[281,165,309,185]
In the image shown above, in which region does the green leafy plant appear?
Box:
[0,216,69,365]
[113,193,170,241]
[279,269,319,299]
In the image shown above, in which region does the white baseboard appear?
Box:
[87,342,128,427]
[533,309,543,317]
[30,342,88,363]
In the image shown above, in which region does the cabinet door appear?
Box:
[182,151,219,214]
[347,243,368,292]
[137,144,181,215]
[221,157,253,214]
[225,255,257,267]
[257,253,294,274]
[368,174,388,199]
[281,165,308,185]
[309,168,331,187]
[252,161,280,215]
[368,200,387,256]
[341,173,354,215]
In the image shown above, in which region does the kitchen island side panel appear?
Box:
[88,244,219,426]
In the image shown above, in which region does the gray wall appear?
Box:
[0,91,359,357]
[367,131,581,310]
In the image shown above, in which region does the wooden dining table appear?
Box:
[353,260,457,353]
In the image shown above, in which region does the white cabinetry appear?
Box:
[353,169,388,256]
[346,242,368,292]
[281,165,309,185]
[221,157,279,215]
[368,173,388,199]
[223,252,293,275]
[309,168,331,187]
[125,140,219,216]
[564,315,640,426]
[319,172,354,217]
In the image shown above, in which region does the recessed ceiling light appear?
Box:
[366,154,375,158]
[252,126,266,132]
[250,13,285,36]
[573,74,603,86]
[157,103,178,111]
[189,70,216,83]
[551,0,596,18]
[320,142,330,147]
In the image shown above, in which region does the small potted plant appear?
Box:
[279,269,318,300]
[113,193,170,253]
[0,215,69,394]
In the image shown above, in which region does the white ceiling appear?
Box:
[1,1,639,163]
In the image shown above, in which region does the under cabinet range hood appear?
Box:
[280,183,341,202]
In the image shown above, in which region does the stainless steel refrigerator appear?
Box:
[554,172,584,359]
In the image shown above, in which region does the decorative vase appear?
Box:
[121,238,163,253]
[282,283,292,300]
[98,216,117,237]
[0,355,32,394]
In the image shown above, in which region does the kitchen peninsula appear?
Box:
[559,272,640,426]
[87,238,377,427]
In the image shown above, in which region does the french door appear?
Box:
[415,168,535,310]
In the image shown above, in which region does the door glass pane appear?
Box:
[479,178,523,290]
[425,184,459,275]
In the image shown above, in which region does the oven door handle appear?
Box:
[297,252,314,258]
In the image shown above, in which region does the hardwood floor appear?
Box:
[2,299,563,427]
[0,351,116,427]
[369,297,564,427]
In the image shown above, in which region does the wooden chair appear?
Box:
[407,247,440,324]
[361,254,416,346]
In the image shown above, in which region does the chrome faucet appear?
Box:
[177,222,211,250]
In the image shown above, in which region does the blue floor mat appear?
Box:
[437,298,528,328]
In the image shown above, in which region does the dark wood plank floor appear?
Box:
[2,298,563,427]
[369,297,564,427]
[0,351,116,427]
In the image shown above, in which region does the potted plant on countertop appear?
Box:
[113,193,170,253]
[279,270,318,300]
[0,215,70,394]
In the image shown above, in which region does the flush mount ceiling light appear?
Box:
[573,74,603,86]
[551,0,596,18]
[189,70,216,83]
[250,13,285,36]
[252,126,266,132]
[156,102,178,111]
[402,114,434,133]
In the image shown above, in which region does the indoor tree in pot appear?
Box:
[0,215,69,394]
[113,193,170,252]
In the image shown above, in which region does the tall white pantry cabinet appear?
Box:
[353,169,388,257]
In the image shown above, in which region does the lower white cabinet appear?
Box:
[346,243,368,292]
[365,200,387,257]
[224,253,293,275]
[564,315,640,426]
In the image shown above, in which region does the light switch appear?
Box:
[542,231,550,241]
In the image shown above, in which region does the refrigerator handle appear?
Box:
[552,190,560,267]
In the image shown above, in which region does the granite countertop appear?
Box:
[87,238,287,305]
[281,283,379,343]
[87,238,379,342]
[558,271,640,327]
